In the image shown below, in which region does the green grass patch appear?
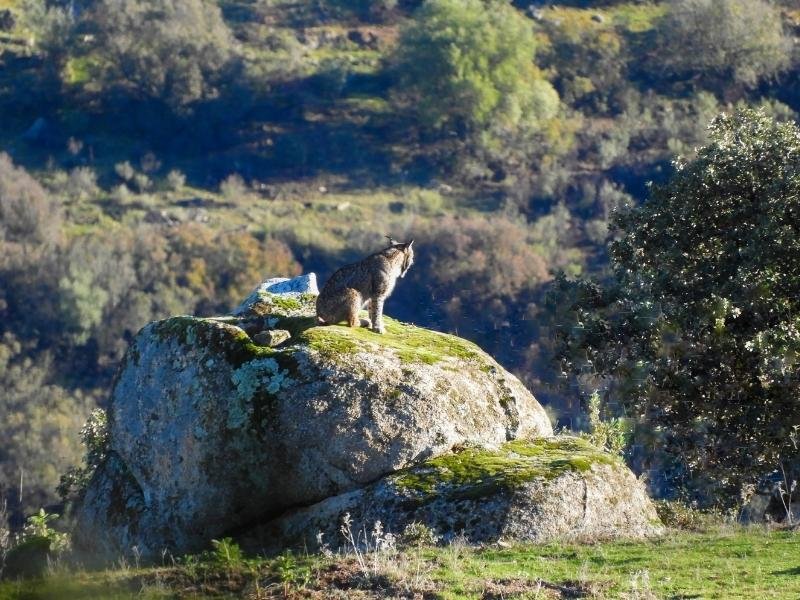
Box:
[428,528,800,599]
[541,3,666,35]
[2,529,799,599]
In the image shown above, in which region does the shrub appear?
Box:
[114,161,136,182]
[66,167,100,200]
[0,334,96,514]
[57,409,109,503]
[220,173,247,202]
[165,169,186,191]
[549,110,800,503]
[650,0,791,94]
[394,0,559,134]
[78,0,240,110]
[3,509,70,579]
[133,173,152,193]
[209,537,243,568]
[0,153,61,249]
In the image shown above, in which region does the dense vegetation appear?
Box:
[1,0,800,527]
[550,110,800,502]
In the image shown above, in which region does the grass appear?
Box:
[540,3,667,34]
[431,528,800,599]
[1,528,798,599]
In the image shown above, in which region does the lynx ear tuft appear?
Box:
[406,239,414,248]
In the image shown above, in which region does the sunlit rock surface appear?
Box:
[75,276,554,559]
[244,437,663,554]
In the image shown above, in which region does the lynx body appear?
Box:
[316,240,414,334]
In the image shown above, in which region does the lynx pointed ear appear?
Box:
[407,239,414,248]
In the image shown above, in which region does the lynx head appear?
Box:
[399,239,414,277]
[385,235,414,277]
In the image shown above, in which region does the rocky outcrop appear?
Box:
[75,277,554,559]
[244,437,662,554]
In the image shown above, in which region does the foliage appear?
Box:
[536,7,632,114]
[549,109,800,502]
[23,509,69,552]
[579,390,630,456]
[18,0,74,83]
[399,522,440,547]
[0,334,97,515]
[57,409,109,503]
[322,0,397,22]
[274,550,312,592]
[0,153,61,251]
[209,537,243,568]
[2,509,70,579]
[394,0,559,133]
[653,499,727,532]
[650,0,791,94]
[75,0,240,110]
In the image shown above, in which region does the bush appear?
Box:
[165,169,186,191]
[0,153,61,249]
[57,409,108,503]
[536,9,632,113]
[78,0,240,110]
[66,167,99,200]
[394,0,559,134]
[650,0,791,95]
[114,161,135,182]
[3,509,70,579]
[0,334,97,514]
[220,173,247,202]
[549,109,800,503]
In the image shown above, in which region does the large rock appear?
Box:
[244,437,662,553]
[75,277,552,559]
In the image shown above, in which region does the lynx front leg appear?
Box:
[369,296,386,334]
[359,298,372,328]
[344,290,362,328]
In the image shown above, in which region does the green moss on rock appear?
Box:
[297,316,486,365]
[391,437,620,503]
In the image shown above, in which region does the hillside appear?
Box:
[1,0,800,519]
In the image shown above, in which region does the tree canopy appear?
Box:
[549,109,800,500]
[78,0,239,110]
[651,0,791,93]
[394,0,559,133]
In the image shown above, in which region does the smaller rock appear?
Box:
[266,274,318,294]
[253,329,291,347]
[234,274,319,317]
[592,13,605,23]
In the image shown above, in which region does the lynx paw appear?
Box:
[371,325,385,335]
